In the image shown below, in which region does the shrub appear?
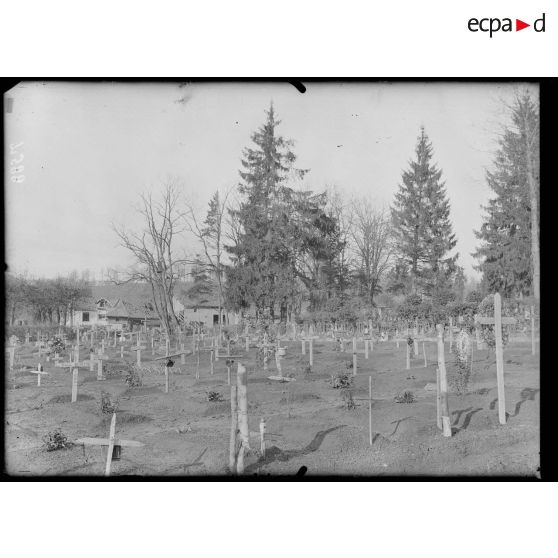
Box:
[207,391,224,402]
[124,367,143,388]
[395,391,416,404]
[331,373,353,389]
[100,391,119,414]
[341,388,356,410]
[43,429,72,451]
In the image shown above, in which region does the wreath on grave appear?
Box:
[48,336,66,355]
[478,295,512,349]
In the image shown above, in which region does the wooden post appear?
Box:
[365,338,369,359]
[97,359,103,381]
[301,339,306,355]
[436,324,452,437]
[137,348,141,366]
[449,317,454,353]
[165,365,169,393]
[406,343,410,370]
[210,349,214,375]
[531,305,536,356]
[9,347,15,370]
[396,329,400,348]
[90,351,94,371]
[494,293,506,425]
[105,413,116,477]
[352,337,357,376]
[369,375,372,446]
[71,368,78,403]
[436,366,442,430]
[414,318,419,356]
[101,339,105,354]
[151,337,155,356]
[260,418,266,458]
[309,338,313,367]
[120,345,124,359]
[423,342,427,368]
[236,363,249,475]
[196,351,200,380]
[229,384,238,473]
[227,363,231,385]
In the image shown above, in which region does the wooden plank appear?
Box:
[267,376,296,382]
[71,369,78,403]
[369,376,372,446]
[494,293,506,425]
[75,437,144,448]
[476,316,516,325]
[105,413,116,477]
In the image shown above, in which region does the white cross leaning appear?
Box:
[75,413,144,476]
[474,293,517,425]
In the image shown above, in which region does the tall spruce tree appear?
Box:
[391,127,458,298]
[473,92,538,298]
[225,104,308,319]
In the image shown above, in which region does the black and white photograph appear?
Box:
[4,81,540,477]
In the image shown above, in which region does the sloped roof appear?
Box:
[175,282,221,308]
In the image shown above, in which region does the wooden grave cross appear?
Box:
[30,364,48,386]
[474,293,516,425]
[154,350,192,392]
[75,413,144,476]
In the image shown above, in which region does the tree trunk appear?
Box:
[525,132,540,302]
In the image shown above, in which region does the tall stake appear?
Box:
[436,324,452,437]
[531,305,536,356]
[71,368,78,403]
[105,413,116,477]
[236,363,249,475]
[229,384,238,472]
[352,337,357,376]
[494,293,506,425]
[423,342,427,367]
[369,375,373,446]
[309,338,313,367]
[406,343,410,370]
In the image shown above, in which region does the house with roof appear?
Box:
[67,282,161,330]
[173,282,239,328]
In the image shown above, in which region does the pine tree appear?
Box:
[473,92,538,298]
[225,104,308,319]
[391,127,458,298]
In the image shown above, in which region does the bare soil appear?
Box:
[4,338,540,477]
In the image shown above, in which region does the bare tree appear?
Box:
[351,199,394,306]
[183,187,233,333]
[112,178,188,334]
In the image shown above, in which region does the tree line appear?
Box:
[7,90,539,333]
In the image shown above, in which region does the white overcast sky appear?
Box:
[5,81,536,280]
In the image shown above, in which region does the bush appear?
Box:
[331,373,353,389]
[43,429,72,451]
[341,388,356,410]
[395,391,416,404]
[100,391,119,414]
[207,390,224,402]
[124,367,143,388]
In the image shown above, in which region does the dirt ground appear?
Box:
[4,336,540,477]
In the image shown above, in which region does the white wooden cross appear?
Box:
[75,413,144,476]
[474,293,516,425]
[30,364,48,386]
